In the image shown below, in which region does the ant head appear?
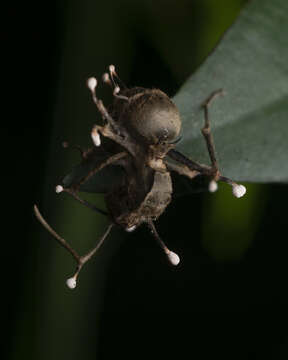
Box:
[101,65,181,146]
[120,88,182,146]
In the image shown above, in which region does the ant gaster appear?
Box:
[34,65,246,289]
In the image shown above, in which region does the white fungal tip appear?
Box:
[91,128,101,146]
[109,64,115,73]
[66,277,77,289]
[167,251,180,266]
[87,77,97,91]
[55,185,63,193]
[126,225,136,232]
[114,86,120,94]
[209,180,218,193]
[232,184,246,198]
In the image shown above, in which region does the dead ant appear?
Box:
[34,65,246,289]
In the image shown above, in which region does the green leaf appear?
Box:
[174,0,288,183]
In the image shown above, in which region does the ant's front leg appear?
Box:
[87,77,138,156]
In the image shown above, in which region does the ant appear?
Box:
[34,65,246,289]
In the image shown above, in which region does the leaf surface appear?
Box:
[173,0,288,183]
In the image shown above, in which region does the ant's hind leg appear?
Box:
[34,203,114,289]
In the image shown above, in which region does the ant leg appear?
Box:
[201,90,246,196]
[92,123,138,156]
[201,89,224,178]
[218,175,247,198]
[55,151,128,216]
[167,149,246,197]
[66,222,114,289]
[87,78,137,155]
[34,204,80,261]
[146,219,180,266]
[164,159,200,180]
[167,149,211,175]
[87,77,119,129]
[55,184,108,217]
[62,189,108,216]
[34,204,113,288]
[76,151,127,188]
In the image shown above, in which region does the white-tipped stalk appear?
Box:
[232,184,246,198]
[167,250,180,266]
[87,77,97,92]
[126,225,136,232]
[109,64,115,73]
[113,86,120,95]
[55,185,63,194]
[91,127,101,146]
[66,276,77,289]
[209,180,218,193]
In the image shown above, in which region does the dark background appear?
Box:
[4,1,288,359]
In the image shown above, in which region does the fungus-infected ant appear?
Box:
[34,65,246,289]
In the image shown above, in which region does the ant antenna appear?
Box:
[147,219,180,266]
[34,204,113,289]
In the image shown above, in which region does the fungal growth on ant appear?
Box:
[34,65,246,289]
